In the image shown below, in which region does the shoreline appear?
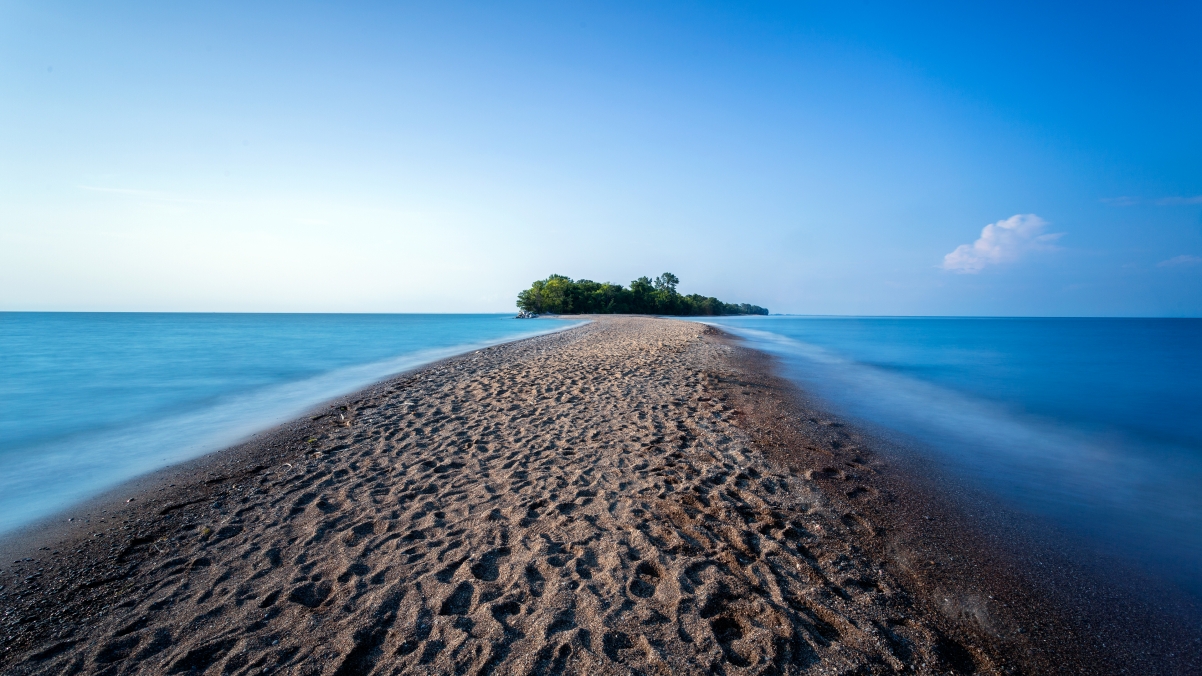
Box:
[712,332,1202,673]
[0,321,587,564]
[0,318,1194,674]
[0,315,586,539]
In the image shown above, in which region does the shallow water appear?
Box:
[703,316,1202,594]
[0,313,578,534]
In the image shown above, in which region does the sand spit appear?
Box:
[0,318,1156,674]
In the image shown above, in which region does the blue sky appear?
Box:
[2,1,1199,315]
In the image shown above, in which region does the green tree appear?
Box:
[654,272,678,294]
[515,272,767,316]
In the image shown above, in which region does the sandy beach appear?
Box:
[0,318,1184,675]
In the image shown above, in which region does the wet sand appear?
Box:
[0,318,1193,674]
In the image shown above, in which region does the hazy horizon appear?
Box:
[2,2,1199,316]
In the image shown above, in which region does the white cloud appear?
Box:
[1154,196,1202,206]
[941,214,1062,274]
[1157,255,1202,268]
[1100,195,1202,207]
[80,185,211,204]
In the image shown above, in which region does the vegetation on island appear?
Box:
[516,272,769,316]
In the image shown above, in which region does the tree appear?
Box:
[515,272,767,316]
[654,272,679,294]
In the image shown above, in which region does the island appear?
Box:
[516,272,768,316]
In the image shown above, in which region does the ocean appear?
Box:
[703,316,1202,595]
[0,313,579,535]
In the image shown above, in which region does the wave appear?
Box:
[0,321,582,534]
[713,322,1202,589]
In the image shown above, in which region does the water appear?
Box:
[702,316,1202,593]
[0,313,579,534]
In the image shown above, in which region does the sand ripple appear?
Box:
[2,319,993,674]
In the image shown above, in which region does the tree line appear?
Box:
[516,273,769,316]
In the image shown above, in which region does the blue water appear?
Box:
[0,313,579,534]
[703,317,1202,592]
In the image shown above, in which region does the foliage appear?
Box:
[516,272,768,316]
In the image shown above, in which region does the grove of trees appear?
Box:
[516,273,769,316]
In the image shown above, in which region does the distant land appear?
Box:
[516,272,768,316]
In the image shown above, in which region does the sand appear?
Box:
[0,318,1189,674]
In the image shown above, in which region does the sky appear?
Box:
[1,1,1199,316]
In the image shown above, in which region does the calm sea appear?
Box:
[0,313,579,535]
[704,316,1202,594]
